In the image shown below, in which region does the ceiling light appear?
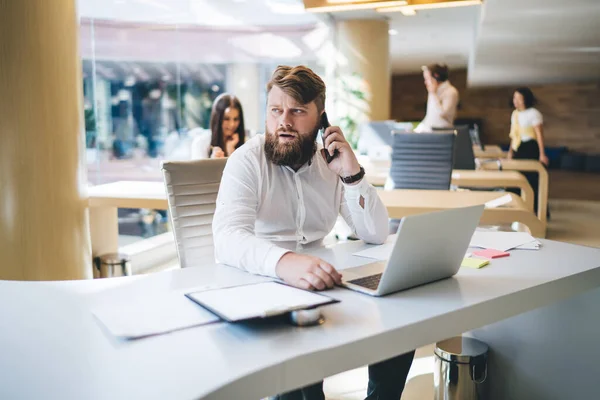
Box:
[304,0,407,13]
[377,0,482,13]
[388,28,398,35]
[266,0,306,14]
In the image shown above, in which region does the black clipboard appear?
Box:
[185,281,340,323]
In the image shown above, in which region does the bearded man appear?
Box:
[213,65,414,400]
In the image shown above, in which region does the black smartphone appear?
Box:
[321,112,338,163]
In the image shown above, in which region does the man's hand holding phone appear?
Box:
[322,125,362,182]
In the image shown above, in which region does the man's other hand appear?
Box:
[276,253,343,291]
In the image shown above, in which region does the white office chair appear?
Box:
[161,158,227,268]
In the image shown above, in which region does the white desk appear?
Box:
[88,181,169,257]
[2,238,600,399]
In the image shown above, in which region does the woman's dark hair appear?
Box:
[209,93,245,156]
[513,87,537,109]
[426,64,449,82]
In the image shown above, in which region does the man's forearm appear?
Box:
[342,180,389,244]
[213,222,289,277]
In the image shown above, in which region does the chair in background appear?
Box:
[388,131,455,233]
[452,125,477,170]
[432,125,476,170]
[161,158,227,268]
[389,131,456,190]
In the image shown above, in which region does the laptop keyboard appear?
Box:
[348,273,383,290]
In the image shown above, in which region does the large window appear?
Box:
[79,0,326,242]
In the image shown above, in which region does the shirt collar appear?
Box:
[282,149,321,174]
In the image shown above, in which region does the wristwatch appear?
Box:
[340,166,365,184]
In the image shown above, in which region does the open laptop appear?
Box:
[342,205,484,297]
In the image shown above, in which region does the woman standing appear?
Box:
[508,87,549,215]
[508,87,548,165]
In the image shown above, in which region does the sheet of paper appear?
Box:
[92,293,219,340]
[186,281,334,322]
[352,242,395,260]
[484,194,513,209]
[470,231,538,252]
[515,240,542,250]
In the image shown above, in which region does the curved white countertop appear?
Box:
[1,238,599,399]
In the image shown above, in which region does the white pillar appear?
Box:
[227,63,261,133]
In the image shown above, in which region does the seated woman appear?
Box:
[508,87,549,215]
[190,93,246,159]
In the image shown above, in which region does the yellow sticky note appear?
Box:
[462,257,490,269]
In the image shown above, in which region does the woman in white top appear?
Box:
[508,87,549,166]
[190,93,246,159]
[507,87,549,215]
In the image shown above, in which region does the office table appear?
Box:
[88,181,168,257]
[2,238,600,399]
[365,169,535,212]
[378,189,545,237]
[479,159,549,224]
[88,179,543,265]
[473,145,507,159]
[451,170,534,211]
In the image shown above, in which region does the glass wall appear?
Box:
[78,0,327,241]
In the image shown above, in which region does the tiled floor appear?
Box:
[323,344,435,400]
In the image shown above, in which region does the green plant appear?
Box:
[84,107,96,132]
[333,72,371,150]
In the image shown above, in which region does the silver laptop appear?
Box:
[342,205,484,297]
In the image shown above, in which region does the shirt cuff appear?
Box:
[343,178,371,199]
[263,246,291,278]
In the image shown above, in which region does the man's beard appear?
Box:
[264,124,319,167]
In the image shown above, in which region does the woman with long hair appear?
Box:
[508,87,549,215]
[190,93,246,159]
[208,93,245,158]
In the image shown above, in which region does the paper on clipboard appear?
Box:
[186,281,338,322]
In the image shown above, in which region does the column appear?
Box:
[334,19,391,121]
[226,63,261,133]
[0,1,92,280]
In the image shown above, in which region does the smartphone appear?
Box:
[321,112,338,163]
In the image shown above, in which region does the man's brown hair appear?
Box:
[266,65,326,112]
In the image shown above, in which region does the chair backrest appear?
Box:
[432,125,476,170]
[390,131,455,190]
[452,125,476,170]
[161,158,227,268]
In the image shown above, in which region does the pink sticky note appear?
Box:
[473,248,510,259]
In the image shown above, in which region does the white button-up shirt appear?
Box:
[213,134,389,277]
[415,81,459,132]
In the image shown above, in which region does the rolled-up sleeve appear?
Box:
[212,151,289,277]
[339,178,389,244]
